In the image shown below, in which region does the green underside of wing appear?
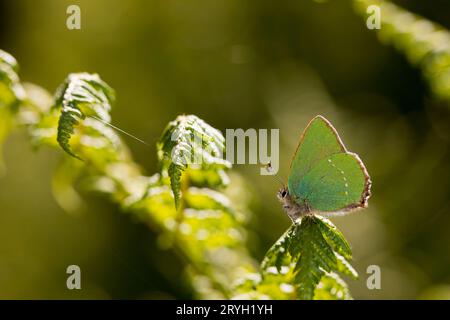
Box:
[288,116,345,189]
[289,153,367,212]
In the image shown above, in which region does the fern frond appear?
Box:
[314,272,352,300]
[53,73,117,159]
[335,252,358,279]
[354,0,450,105]
[0,49,26,172]
[315,215,352,261]
[157,114,231,209]
[260,227,293,273]
[290,216,337,300]
[0,49,25,111]
[168,162,184,209]
[261,215,358,300]
[130,177,255,298]
[21,83,59,148]
[185,187,235,217]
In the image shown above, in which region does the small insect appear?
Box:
[276,115,371,222]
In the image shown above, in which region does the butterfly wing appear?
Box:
[294,152,370,213]
[288,116,371,214]
[288,116,346,192]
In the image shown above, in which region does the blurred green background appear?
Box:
[0,0,449,299]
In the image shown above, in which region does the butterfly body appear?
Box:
[277,187,310,221]
[280,115,371,222]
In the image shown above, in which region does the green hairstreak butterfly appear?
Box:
[278,115,371,221]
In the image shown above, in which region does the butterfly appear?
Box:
[278,115,371,222]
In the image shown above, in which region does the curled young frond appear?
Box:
[53,73,117,159]
[157,114,231,209]
[0,49,25,111]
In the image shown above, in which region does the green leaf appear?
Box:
[53,72,116,159]
[157,114,231,209]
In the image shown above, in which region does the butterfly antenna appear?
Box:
[88,115,152,147]
[264,161,286,187]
